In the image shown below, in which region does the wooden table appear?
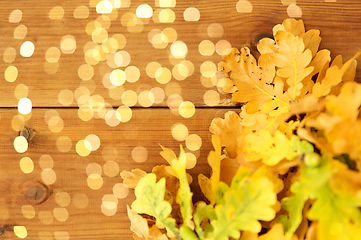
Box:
[1,0,361,239]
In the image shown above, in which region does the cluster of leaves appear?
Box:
[122,18,361,240]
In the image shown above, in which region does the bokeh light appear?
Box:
[9,9,22,23]
[39,154,54,170]
[113,183,129,199]
[185,134,202,151]
[14,226,27,239]
[41,169,57,185]
[20,41,35,57]
[287,4,303,18]
[183,7,200,21]
[171,123,189,141]
[60,35,76,54]
[87,173,104,190]
[236,0,253,13]
[14,25,27,39]
[171,41,188,58]
[21,205,35,219]
[14,136,28,153]
[20,157,34,174]
[73,194,89,209]
[4,66,18,82]
[136,4,153,18]
[179,101,195,118]
[96,0,113,14]
[55,192,71,207]
[49,6,65,20]
[207,23,224,38]
[3,47,16,63]
[53,208,69,222]
[76,140,92,157]
[132,146,148,163]
[74,5,89,19]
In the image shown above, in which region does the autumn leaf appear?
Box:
[273,18,305,39]
[311,51,361,97]
[159,146,194,230]
[149,226,169,240]
[276,154,332,237]
[131,173,180,239]
[270,31,314,100]
[252,166,284,194]
[258,224,298,240]
[220,157,240,186]
[198,174,214,204]
[121,169,148,189]
[308,181,361,240]
[244,129,314,166]
[218,47,287,114]
[273,18,321,57]
[193,201,213,239]
[257,37,278,55]
[325,81,361,121]
[277,155,361,240]
[326,119,361,161]
[209,111,243,159]
[206,176,276,240]
[207,135,222,201]
[127,205,152,239]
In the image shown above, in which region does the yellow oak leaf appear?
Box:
[219,47,287,114]
[252,166,284,194]
[325,81,361,121]
[330,160,361,198]
[258,224,298,240]
[198,174,213,203]
[273,18,305,38]
[311,51,361,97]
[240,231,258,240]
[127,205,152,239]
[209,111,243,159]
[208,135,222,202]
[270,31,314,100]
[133,226,170,240]
[257,37,278,54]
[326,119,361,161]
[244,129,314,166]
[308,49,331,77]
[220,157,240,186]
[273,18,321,57]
[121,169,148,189]
[300,29,321,57]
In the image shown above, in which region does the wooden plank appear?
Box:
[1,0,361,107]
[0,107,235,239]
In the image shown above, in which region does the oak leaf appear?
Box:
[206,176,276,240]
[311,51,361,97]
[218,47,286,114]
[270,31,314,100]
[258,224,298,240]
[325,81,361,121]
[131,174,180,239]
[127,205,152,239]
[209,111,243,159]
[121,169,148,189]
[244,129,314,166]
[159,146,194,230]
[273,18,321,57]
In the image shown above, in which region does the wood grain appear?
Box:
[0,107,235,239]
[0,0,361,107]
